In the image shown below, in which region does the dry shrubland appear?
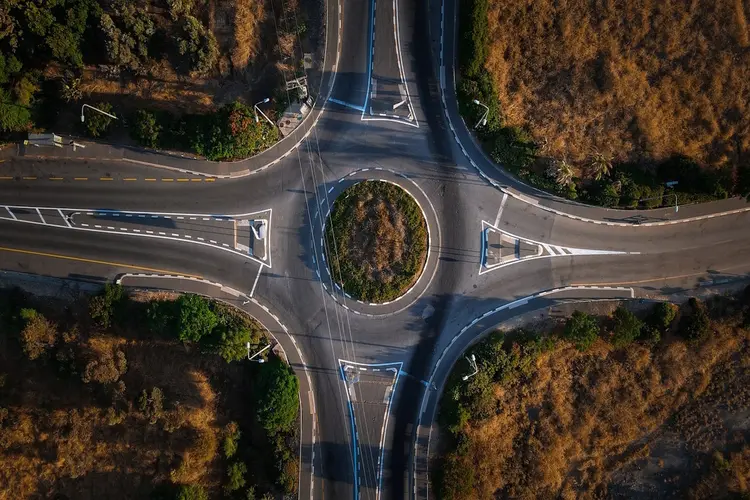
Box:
[436,294,750,499]
[484,0,750,169]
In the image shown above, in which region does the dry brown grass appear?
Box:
[485,0,750,169]
[456,321,750,499]
[351,193,407,284]
[232,0,265,74]
[0,315,255,499]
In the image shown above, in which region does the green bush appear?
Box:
[19,308,58,360]
[138,387,164,424]
[563,310,600,351]
[89,283,125,329]
[215,326,253,363]
[0,88,32,132]
[225,461,247,493]
[648,302,678,332]
[223,421,240,459]
[435,450,476,500]
[489,126,538,173]
[679,298,710,341]
[176,484,207,500]
[176,294,217,342]
[83,102,115,138]
[255,356,299,435]
[610,306,643,348]
[147,300,177,336]
[131,109,162,148]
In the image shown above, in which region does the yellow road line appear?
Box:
[123,177,137,181]
[145,178,157,182]
[74,177,88,181]
[205,178,216,182]
[49,177,64,181]
[0,245,202,278]
[0,176,13,180]
[22,176,36,180]
[162,178,173,182]
[100,177,114,181]
[176,178,189,182]
[190,178,202,182]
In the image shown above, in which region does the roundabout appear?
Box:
[324,180,427,303]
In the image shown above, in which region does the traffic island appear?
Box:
[323,180,428,303]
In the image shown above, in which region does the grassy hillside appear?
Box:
[0,285,298,500]
[434,291,750,499]
[458,0,750,207]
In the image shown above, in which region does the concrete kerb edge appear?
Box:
[114,272,317,496]
[411,284,635,500]
[316,170,440,316]
[436,0,750,228]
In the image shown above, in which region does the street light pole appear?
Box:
[254,98,275,127]
[472,99,489,129]
[81,104,118,123]
[246,342,270,363]
[462,354,479,381]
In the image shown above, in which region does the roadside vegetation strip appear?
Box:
[324,180,428,303]
[455,0,750,209]
[0,283,300,499]
[432,291,750,499]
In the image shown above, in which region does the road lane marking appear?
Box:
[145,178,156,181]
[5,207,17,220]
[35,208,45,224]
[49,177,64,181]
[190,178,202,182]
[74,177,88,181]
[22,176,36,180]
[204,178,215,182]
[0,245,202,277]
[100,177,114,181]
[494,192,508,227]
[0,176,13,180]
[123,177,137,181]
[176,178,189,182]
[58,209,71,227]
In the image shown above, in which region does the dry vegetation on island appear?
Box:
[0,285,299,500]
[434,290,750,499]
[459,0,750,207]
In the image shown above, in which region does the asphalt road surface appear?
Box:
[1,0,749,498]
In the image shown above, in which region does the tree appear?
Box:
[563,310,600,351]
[83,102,115,138]
[225,461,247,493]
[648,302,678,332]
[589,152,612,180]
[176,294,217,342]
[131,109,162,148]
[547,158,574,187]
[19,308,57,360]
[138,387,164,424]
[0,88,31,132]
[256,357,299,435]
[81,349,127,385]
[176,484,207,500]
[176,15,218,76]
[679,297,710,341]
[89,283,124,329]
[610,306,643,348]
[215,326,253,363]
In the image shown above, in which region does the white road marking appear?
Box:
[58,209,71,227]
[494,192,508,227]
[5,207,17,220]
[35,208,46,224]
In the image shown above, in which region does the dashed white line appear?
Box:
[35,208,46,224]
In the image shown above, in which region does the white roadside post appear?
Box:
[472,99,489,129]
[81,104,118,123]
[246,342,271,363]
[462,354,479,381]
[254,98,275,127]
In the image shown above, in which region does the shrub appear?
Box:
[679,298,711,341]
[138,387,165,424]
[225,461,247,493]
[0,88,32,132]
[176,294,217,342]
[436,450,476,500]
[176,484,207,500]
[255,357,299,435]
[214,326,253,363]
[563,310,600,351]
[19,308,57,360]
[610,306,644,348]
[131,109,162,148]
[648,302,678,332]
[83,102,115,138]
[223,421,240,459]
[89,283,125,329]
[147,300,177,336]
[277,456,299,494]
[81,349,127,385]
[489,126,538,173]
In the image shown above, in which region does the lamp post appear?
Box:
[81,104,118,123]
[639,181,679,213]
[462,354,479,381]
[246,342,270,363]
[254,98,275,127]
[472,99,489,129]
